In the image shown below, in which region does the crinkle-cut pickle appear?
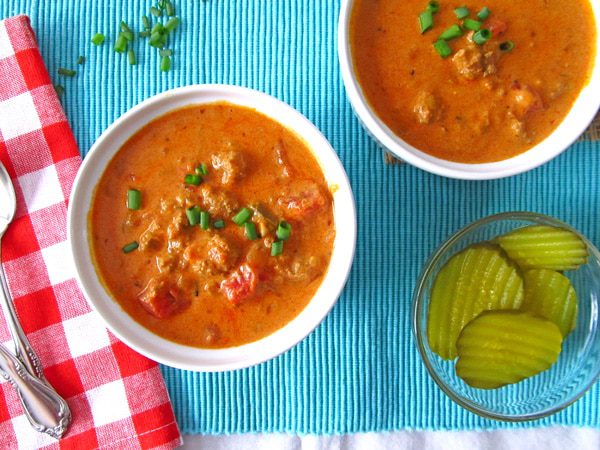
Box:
[523,269,577,336]
[456,311,563,389]
[427,243,524,360]
[495,225,588,271]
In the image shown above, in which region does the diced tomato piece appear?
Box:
[277,180,327,220]
[487,19,508,37]
[220,264,257,305]
[137,277,189,319]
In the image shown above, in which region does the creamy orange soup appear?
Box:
[89,103,335,348]
[351,0,596,163]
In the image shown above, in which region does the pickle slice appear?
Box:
[456,311,563,389]
[496,225,588,271]
[427,244,524,360]
[523,269,577,336]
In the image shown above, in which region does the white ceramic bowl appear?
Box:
[68,85,356,372]
[338,0,600,180]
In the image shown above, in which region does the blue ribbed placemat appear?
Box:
[4,0,599,433]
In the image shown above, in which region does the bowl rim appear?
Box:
[412,211,600,421]
[338,0,600,180]
[67,84,357,372]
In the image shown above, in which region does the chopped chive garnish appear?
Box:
[160,55,171,72]
[150,6,162,17]
[433,39,452,58]
[427,1,440,14]
[477,7,491,21]
[186,206,200,226]
[499,40,515,52]
[149,32,163,47]
[139,30,150,38]
[122,241,139,253]
[166,1,175,16]
[271,240,284,256]
[195,163,208,175]
[213,219,225,229]
[142,15,151,30]
[439,24,463,40]
[128,49,137,65]
[77,55,85,65]
[463,18,482,31]
[160,48,173,57]
[232,207,253,225]
[114,34,128,53]
[58,67,76,77]
[419,10,434,34]
[184,174,202,185]
[276,221,291,241]
[121,30,134,41]
[54,84,64,97]
[127,189,141,210]
[91,33,105,45]
[454,6,470,19]
[473,28,492,45]
[200,211,210,230]
[151,22,164,34]
[245,222,258,240]
[165,17,180,33]
[120,21,132,33]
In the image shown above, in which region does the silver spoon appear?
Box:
[0,162,71,439]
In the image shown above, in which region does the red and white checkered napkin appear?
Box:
[0,15,182,449]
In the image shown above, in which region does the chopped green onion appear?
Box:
[472,28,492,45]
[433,40,452,58]
[245,222,258,240]
[477,7,491,21]
[160,49,173,57]
[121,30,134,41]
[139,30,150,38]
[127,189,141,210]
[150,6,162,17]
[165,17,180,33]
[439,24,463,40]
[91,33,105,45]
[499,40,515,52]
[276,221,291,240]
[58,67,76,77]
[142,15,151,30]
[186,206,200,226]
[151,22,164,34]
[122,241,139,253]
[120,21,132,33]
[419,10,434,34]
[166,1,175,16]
[195,163,208,175]
[54,84,64,97]
[213,219,225,229]
[128,49,137,65]
[160,55,171,72]
[454,6,470,19]
[232,207,253,225]
[184,174,202,185]
[427,1,440,14]
[149,32,163,47]
[77,55,85,65]
[271,240,284,256]
[200,211,210,230]
[463,18,482,31]
[114,34,128,53]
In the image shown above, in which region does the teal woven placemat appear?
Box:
[4,0,599,433]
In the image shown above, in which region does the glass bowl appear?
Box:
[412,211,600,421]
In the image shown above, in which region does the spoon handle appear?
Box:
[0,257,46,380]
[0,343,71,439]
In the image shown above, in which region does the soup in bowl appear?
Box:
[339,0,600,179]
[68,85,356,371]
